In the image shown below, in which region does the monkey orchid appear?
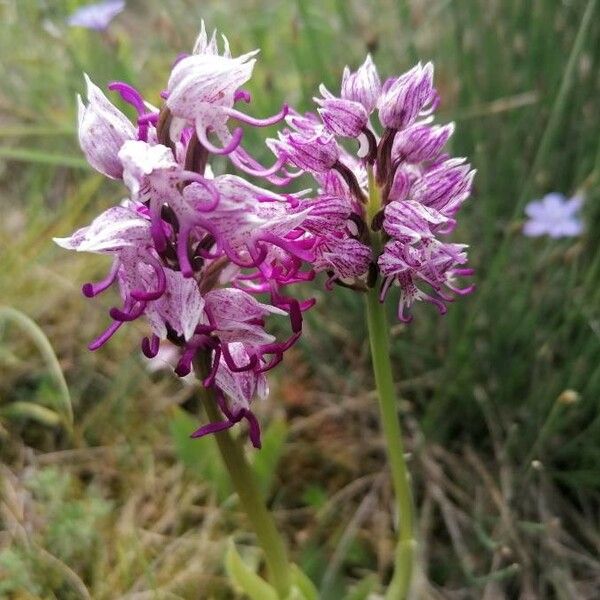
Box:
[55,24,474,600]
[267,54,475,598]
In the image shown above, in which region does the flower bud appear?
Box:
[383,199,450,243]
[317,97,369,138]
[275,131,340,173]
[78,74,136,178]
[388,166,415,203]
[341,54,381,114]
[314,237,372,280]
[167,50,258,118]
[411,158,475,216]
[393,122,454,163]
[378,62,435,130]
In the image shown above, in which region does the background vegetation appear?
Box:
[1,0,599,597]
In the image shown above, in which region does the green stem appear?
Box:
[366,169,415,600]
[195,365,292,598]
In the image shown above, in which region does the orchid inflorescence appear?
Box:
[55,23,475,447]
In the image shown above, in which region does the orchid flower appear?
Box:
[56,24,309,449]
[267,55,475,322]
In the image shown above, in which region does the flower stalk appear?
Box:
[195,358,292,597]
[365,168,415,600]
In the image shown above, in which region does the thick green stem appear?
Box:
[366,168,415,599]
[195,366,292,597]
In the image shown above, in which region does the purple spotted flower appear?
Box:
[378,62,437,130]
[77,75,136,178]
[165,22,289,180]
[67,0,125,30]
[523,193,583,238]
[56,25,475,444]
[267,55,475,320]
[341,54,381,114]
[55,24,317,447]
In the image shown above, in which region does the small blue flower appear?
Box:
[523,193,583,238]
[67,0,125,31]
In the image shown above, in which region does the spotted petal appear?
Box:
[53,205,150,254]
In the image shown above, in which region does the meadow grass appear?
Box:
[1,0,600,597]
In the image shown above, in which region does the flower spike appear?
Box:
[57,30,474,448]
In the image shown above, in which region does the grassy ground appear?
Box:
[1,0,600,598]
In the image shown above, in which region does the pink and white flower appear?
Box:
[341,54,382,114]
[56,29,475,444]
[77,75,136,178]
[378,62,437,130]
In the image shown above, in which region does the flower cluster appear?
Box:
[56,26,475,444]
[268,56,475,321]
[55,24,325,446]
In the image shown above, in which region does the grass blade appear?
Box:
[0,306,73,428]
[0,147,87,169]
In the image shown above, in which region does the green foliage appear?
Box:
[289,563,320,600]
[26,468,111,564]
[0,306,73,430]
[225,540,279,600]
[301,484,328,510]
[251,418,288,497]
[0,467,110,597]
[343,575,378,600]
[225,540,319,600]
[0,548,43,597]
[169,406,232,501]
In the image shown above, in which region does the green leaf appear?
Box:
[343,575,378,600]
[289,564,319,600]
[301,484,328,510]
[168,407,231,501]
[0,402,61,427]
[0,125,75,137]
[0,306,73,429]
[251,418,288,496]
[225,540,278,600]
[0,146,88,169]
